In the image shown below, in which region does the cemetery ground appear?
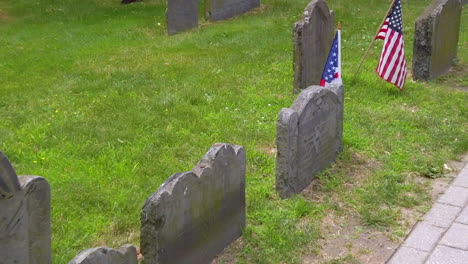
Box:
[0,0,467,263]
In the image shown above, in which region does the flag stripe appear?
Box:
[384,35,403,79]
[391,43,405,83]
[382,34,401,78]
[375,0,407,90]
[378,30,397,74]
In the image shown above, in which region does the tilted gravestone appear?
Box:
[0,151,51,263]
[167,0,199,35]
[413,0,462,81]
[276,84,343,199]
[205,0,260,22]
[141,143,246,264]
[293,0,335,93]
[68,244,138,264]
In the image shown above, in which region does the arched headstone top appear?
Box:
[303,0,334,21]
[69,244,138,264]
[0,151,21,200]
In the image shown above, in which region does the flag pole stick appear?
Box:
[353,0,396,81]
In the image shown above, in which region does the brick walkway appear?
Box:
[387,163,468,264]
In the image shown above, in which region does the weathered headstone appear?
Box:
[293,0,335,93]
[167,0,199,35]
[276,84,343,199]
[69,244,138,264]
[0,151,51,264]
[141,143,246,264]
[205,0,260,22]
[413,0,462,81]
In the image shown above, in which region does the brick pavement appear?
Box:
[387,163,468,264]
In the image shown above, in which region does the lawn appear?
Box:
[0,0,467,263]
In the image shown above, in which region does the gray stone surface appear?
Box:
[453,166,468,188]
[456,205,468,224]
[439,223,468,250]
[141,143,246,264]
[205,0,260,22]
[293,0,335,93]
[0,151,51,264]
[167,0,199,35]
[69,244,138,264]
[412,0,462,81]
[403,221,445,252]
[276,84,343,199]
[387,246,428,264]
[426,245,468,264]
[438,185,468,207]
[424,202,461,227]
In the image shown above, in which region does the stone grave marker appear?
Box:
[141,143,246,264]
[0,151,51,264]
[276,84,343,199]
[205,0,260,22]
[293,0,335,93]
[413,0,462,81]
[68,244,138,264]
[167,0,199,35]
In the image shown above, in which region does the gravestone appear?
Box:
[413,0,462,81]
[276,84,343,199]
[0,151,51,264]
[293,0,335,93]
[205,0,260,22]
[69,244,138,264]
[167,0,199,35]
[141,143,246,264]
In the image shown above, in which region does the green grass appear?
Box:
[0,0,467,263]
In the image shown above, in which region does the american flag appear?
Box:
[375,0,407,90]
[320,29,342,87]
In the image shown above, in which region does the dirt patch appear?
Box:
[302,212,399,264]
[211,237,245,264]
[302,153,468,264]
[0,9,12,22]
[435,64,468,92]
[258,144,277,156]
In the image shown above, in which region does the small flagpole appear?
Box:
[337,21,341,80]
[353,0,396,81]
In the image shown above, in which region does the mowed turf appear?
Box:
[0,0,467,263]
